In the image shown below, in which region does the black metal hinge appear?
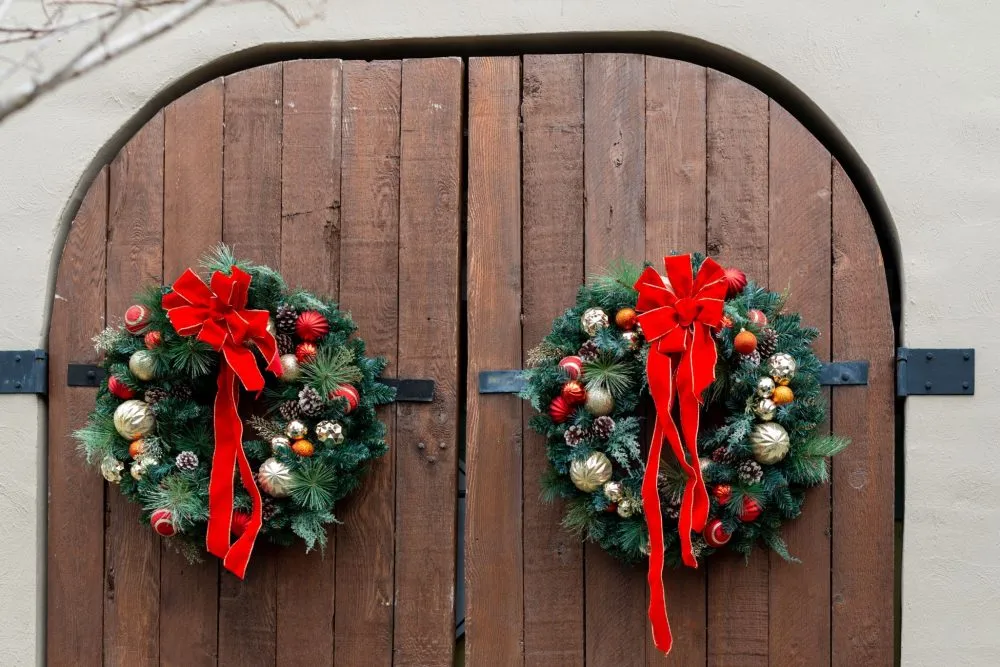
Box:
[0,350,47,394]
[896,347,974,397]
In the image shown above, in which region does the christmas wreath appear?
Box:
[75,247,394,577]
[522,254,848,653]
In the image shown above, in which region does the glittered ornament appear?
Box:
[617,497,640,518]
[128,439,146,459]
[580,308,609,336]
[548,395,572,423]
[740,497,763,522]
[585,386,614,416]
[258,457,292,497]
[231,511,252,537]
[603,480,624,503]
[772,385,794,405]
[101,456,124,483]
[315,421,345,444]
[113,399,155,440]
[295,311,330,341]
[175,451,199,471]
[330,384,360,413]
[723,267,747,298]
[748,309,768,327]
[712,484,733,505]
[750,422,791,465]
[703,519,731,548]
[279,354,300,381]
[151,509,176,537]
[128,349,156,381]
[559,355,583,380]
[124,304,151,334]
[561,380,587,405]
[767,353,797,385]
[756,376,776,398]
[271,436,291,452]
[734,329,757,356]
[144,330,163,349]
[285,420,308,440]
[107,375,135,400]
[295,342,318,363]
[292,440,315,457]
[569,451,613,492]
[615,307,637,330]
[754,398,777,421]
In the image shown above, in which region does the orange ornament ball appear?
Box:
[734,329,758,355]
[615,307,638,330]
[295,341,318,363]
[561,380,587,405]
[128,439,146,459]
[292,440,315,457]
[772,385,794,405]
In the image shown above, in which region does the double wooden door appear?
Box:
[48,55,894,666]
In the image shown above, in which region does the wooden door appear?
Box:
[464,55,894,666]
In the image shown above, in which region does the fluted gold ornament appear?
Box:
[750,422,791,464]
[128,349,156,381]
[280,353,301,381]
[767,353,797,386]
[570,451,613,492]
[315,420,345,444]
[580,308,609,336]
[284,420,308,440]
[113,399,155,440]
[754,398,777,421]
[756,376,776,398]
[258,457,292,497]
[585,386,614,416]
[101,456,124,483]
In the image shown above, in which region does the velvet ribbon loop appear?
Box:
[162,266,282,578]
[634,255,727,653]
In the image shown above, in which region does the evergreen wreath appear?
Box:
[523,254,848,568]
[76,247,394,574]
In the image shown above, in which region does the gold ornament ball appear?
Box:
[128,349,156,381]
[569,451,613,492]
[754,398,777,421]
[617,497,641,518]
[603,480,624,503]
[585,386,615,416]
[580,307,610,336]
[101,456,124,483]
[257,457,293,497]
[767,353,797,386]
[285,420,308,440]
[271,436,291,453]
[756,376,776,398]
[750,422,791,465]
[130,456,157,481]
[279,353,301,381]
[113,399,155,440]
[315,420,345,444]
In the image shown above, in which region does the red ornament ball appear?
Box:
[723,268,747,298]
[295,311,330,341]
[748,309,768,327]
[295,342,318,363]
[143,330,162,349]
[107,375,135,400]
[734,329,758,355]
[231,511,252,537]
[559,355,584,380]
[740,496,763,522]
[124,304,151,334]
[712,484,732,506]
[549,395,573,424]
[150,509,176,537]
[703,519,731,548]
[561,380,587,406]
[330,384,360,413]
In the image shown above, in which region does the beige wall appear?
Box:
[1,1,997,664]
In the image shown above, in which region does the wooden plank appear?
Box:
[767,100,833,666]
[105,112,165,667]
[643,56,708,666]
[705,69,770,667]
[831,162,894,666]
[47,168,108,667]
[394,57,463,667]
[521,53,586,667]
[335,59,401,667]
[160,77,223,667]
[219,63,283,667]
[465,55,524,667]
[274,58,343,667]
[583,52,647,667]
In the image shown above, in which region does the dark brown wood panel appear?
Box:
[160,78,224,667]
[465,55,524,667]
[767,101,833,666]
[521,53,586,667]
[219,63,283,667]
[832,162,894,667]
[47,167,108,667]
[394,56,463,667]
[705,69,770,667]
[275,58,343,667]
[105,111,165,667]
[335,59,401,667]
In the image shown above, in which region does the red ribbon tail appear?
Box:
[643,418,673,654]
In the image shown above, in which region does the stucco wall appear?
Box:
[1,1,997,664]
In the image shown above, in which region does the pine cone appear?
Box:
[564,425,587,447]
[758,328,778,358]
[741,349,761,368]
[737,459,764,485]
[175,451,199,471]
[276,333,295,356]
[275,303,299,335]
[279,400,301,421]
[711,447,735,464]
[144,387,168,405]
[592,416,615,439]
[170,384,192,400]
[664,497,681,520]
[578,339,599,361]
[262,499,278,522]
[298,386,325,417]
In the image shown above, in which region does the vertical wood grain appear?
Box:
[583,52,647,667]
[335,59,401,667]
[394,56,463,667]
[643,56,708,667]
[831,162,894,667]
[465,55,524,667]
[521,53,586,667]
[705,69,770,667]
[105,112,164,667]
[160,78,224,667]
[47,168,108,667]
[274,58,343,667]
[219,63,283,667]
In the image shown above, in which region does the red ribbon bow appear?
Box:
[162,266,282,578]
[634,255,727,654]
